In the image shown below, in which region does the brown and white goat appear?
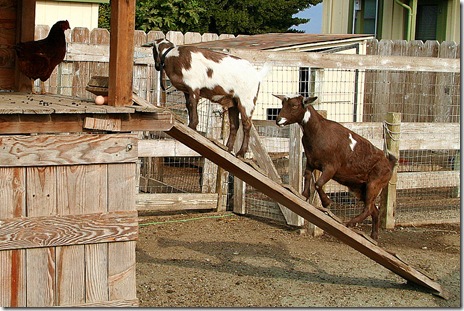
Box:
[143,38,270,157]
[274,94,397,239]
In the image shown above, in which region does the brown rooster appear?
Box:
[14,20,70,94]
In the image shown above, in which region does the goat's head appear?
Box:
[273,94,318,127]
[142,38,175,71]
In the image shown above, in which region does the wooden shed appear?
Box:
[0,0,169,307]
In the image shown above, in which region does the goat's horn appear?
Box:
[272,94,286,101]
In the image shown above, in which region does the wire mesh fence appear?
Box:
[36,29,459,227]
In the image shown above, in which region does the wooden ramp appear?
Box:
[166,121,447,299]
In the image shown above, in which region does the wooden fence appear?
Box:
[32,26,460,227]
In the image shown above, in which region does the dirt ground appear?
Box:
[136,211,460,308]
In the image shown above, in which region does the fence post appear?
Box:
[380,112,401,229]
[305,111,327,237]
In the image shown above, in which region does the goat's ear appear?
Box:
[272,94,286,101]
[141,42,155,47]
[303,96,318,108]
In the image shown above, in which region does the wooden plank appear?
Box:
[397,171,460,190]
[0,111,174,134]
[84,113,175,132]
[228,48,460,73]
[82,164,109,304]
[59,298,139,307]
[26,166,56,307]
[400,123,460,150]
[84,117,122,131]
[166,121,447,298]
[0,168,26,307]
[136,193,218,211]
[107,163,137,303]
[0,211,138,251]
[0,134,138,167]
[56,165,85,306]
[108,0,136,106]
[138,138,200,157]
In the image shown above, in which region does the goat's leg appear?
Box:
[226,106,240,153]
[301,163,313,200]
[237,115,252,158]
[184,92,199,130]
[346,182,383,240]
[235,99,254,157]
[314,167,336,208]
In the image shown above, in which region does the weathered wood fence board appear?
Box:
[0,133,139,307]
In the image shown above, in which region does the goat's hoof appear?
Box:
[345,221,356,228]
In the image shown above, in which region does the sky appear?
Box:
[291,3,323,34]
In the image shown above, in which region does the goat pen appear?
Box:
[36,26,460,230]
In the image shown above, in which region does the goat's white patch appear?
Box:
[348,133,357,151]
[287,94,301,99]
[181,52,264,118]
[277,117,287,126]
[302,110,311,124]
[211,95,224,102]
[164,48,179,58]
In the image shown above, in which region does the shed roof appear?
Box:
[186,33,374,51]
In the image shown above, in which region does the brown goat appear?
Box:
[274,94,397,239]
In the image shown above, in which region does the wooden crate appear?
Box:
[0,132,139,307]
[0,92,174,307]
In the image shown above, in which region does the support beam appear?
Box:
[166,121,447,299]
[108,0,136,106]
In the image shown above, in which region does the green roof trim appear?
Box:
[47,0,109,3]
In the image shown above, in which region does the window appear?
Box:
[415,5,438,40]
[266,108,281,121]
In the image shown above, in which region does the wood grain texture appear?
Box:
[107,163,137,302]
[0,134,138,167]
[0,167,26,307]
[136,193,218,211]
[26,166,56,306]
[0,211,138,251]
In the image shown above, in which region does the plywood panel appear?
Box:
[83,164,109,304]
[0,167,26,307]
[107,163,137,302]
[0,134,138,167]
[26,166,56,307]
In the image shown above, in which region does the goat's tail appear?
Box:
[258,62,272,81]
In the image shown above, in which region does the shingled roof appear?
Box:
[185,33,374,51]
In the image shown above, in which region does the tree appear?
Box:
[198,0,321,35]
[99,0,322,35]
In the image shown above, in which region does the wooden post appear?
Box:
[216,110,230,211]
[232,122,246,214]
[16,0,36,92]
[288,123,308,228]
[108,0,136,106]
[452,151,460,198]
[380,112,401,229]
[306,111,327,237]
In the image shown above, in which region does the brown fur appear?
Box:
[275,95,397,240]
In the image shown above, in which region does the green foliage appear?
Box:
[98,3,111,30]
[98,0,322,35]
[136,0,206,33]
